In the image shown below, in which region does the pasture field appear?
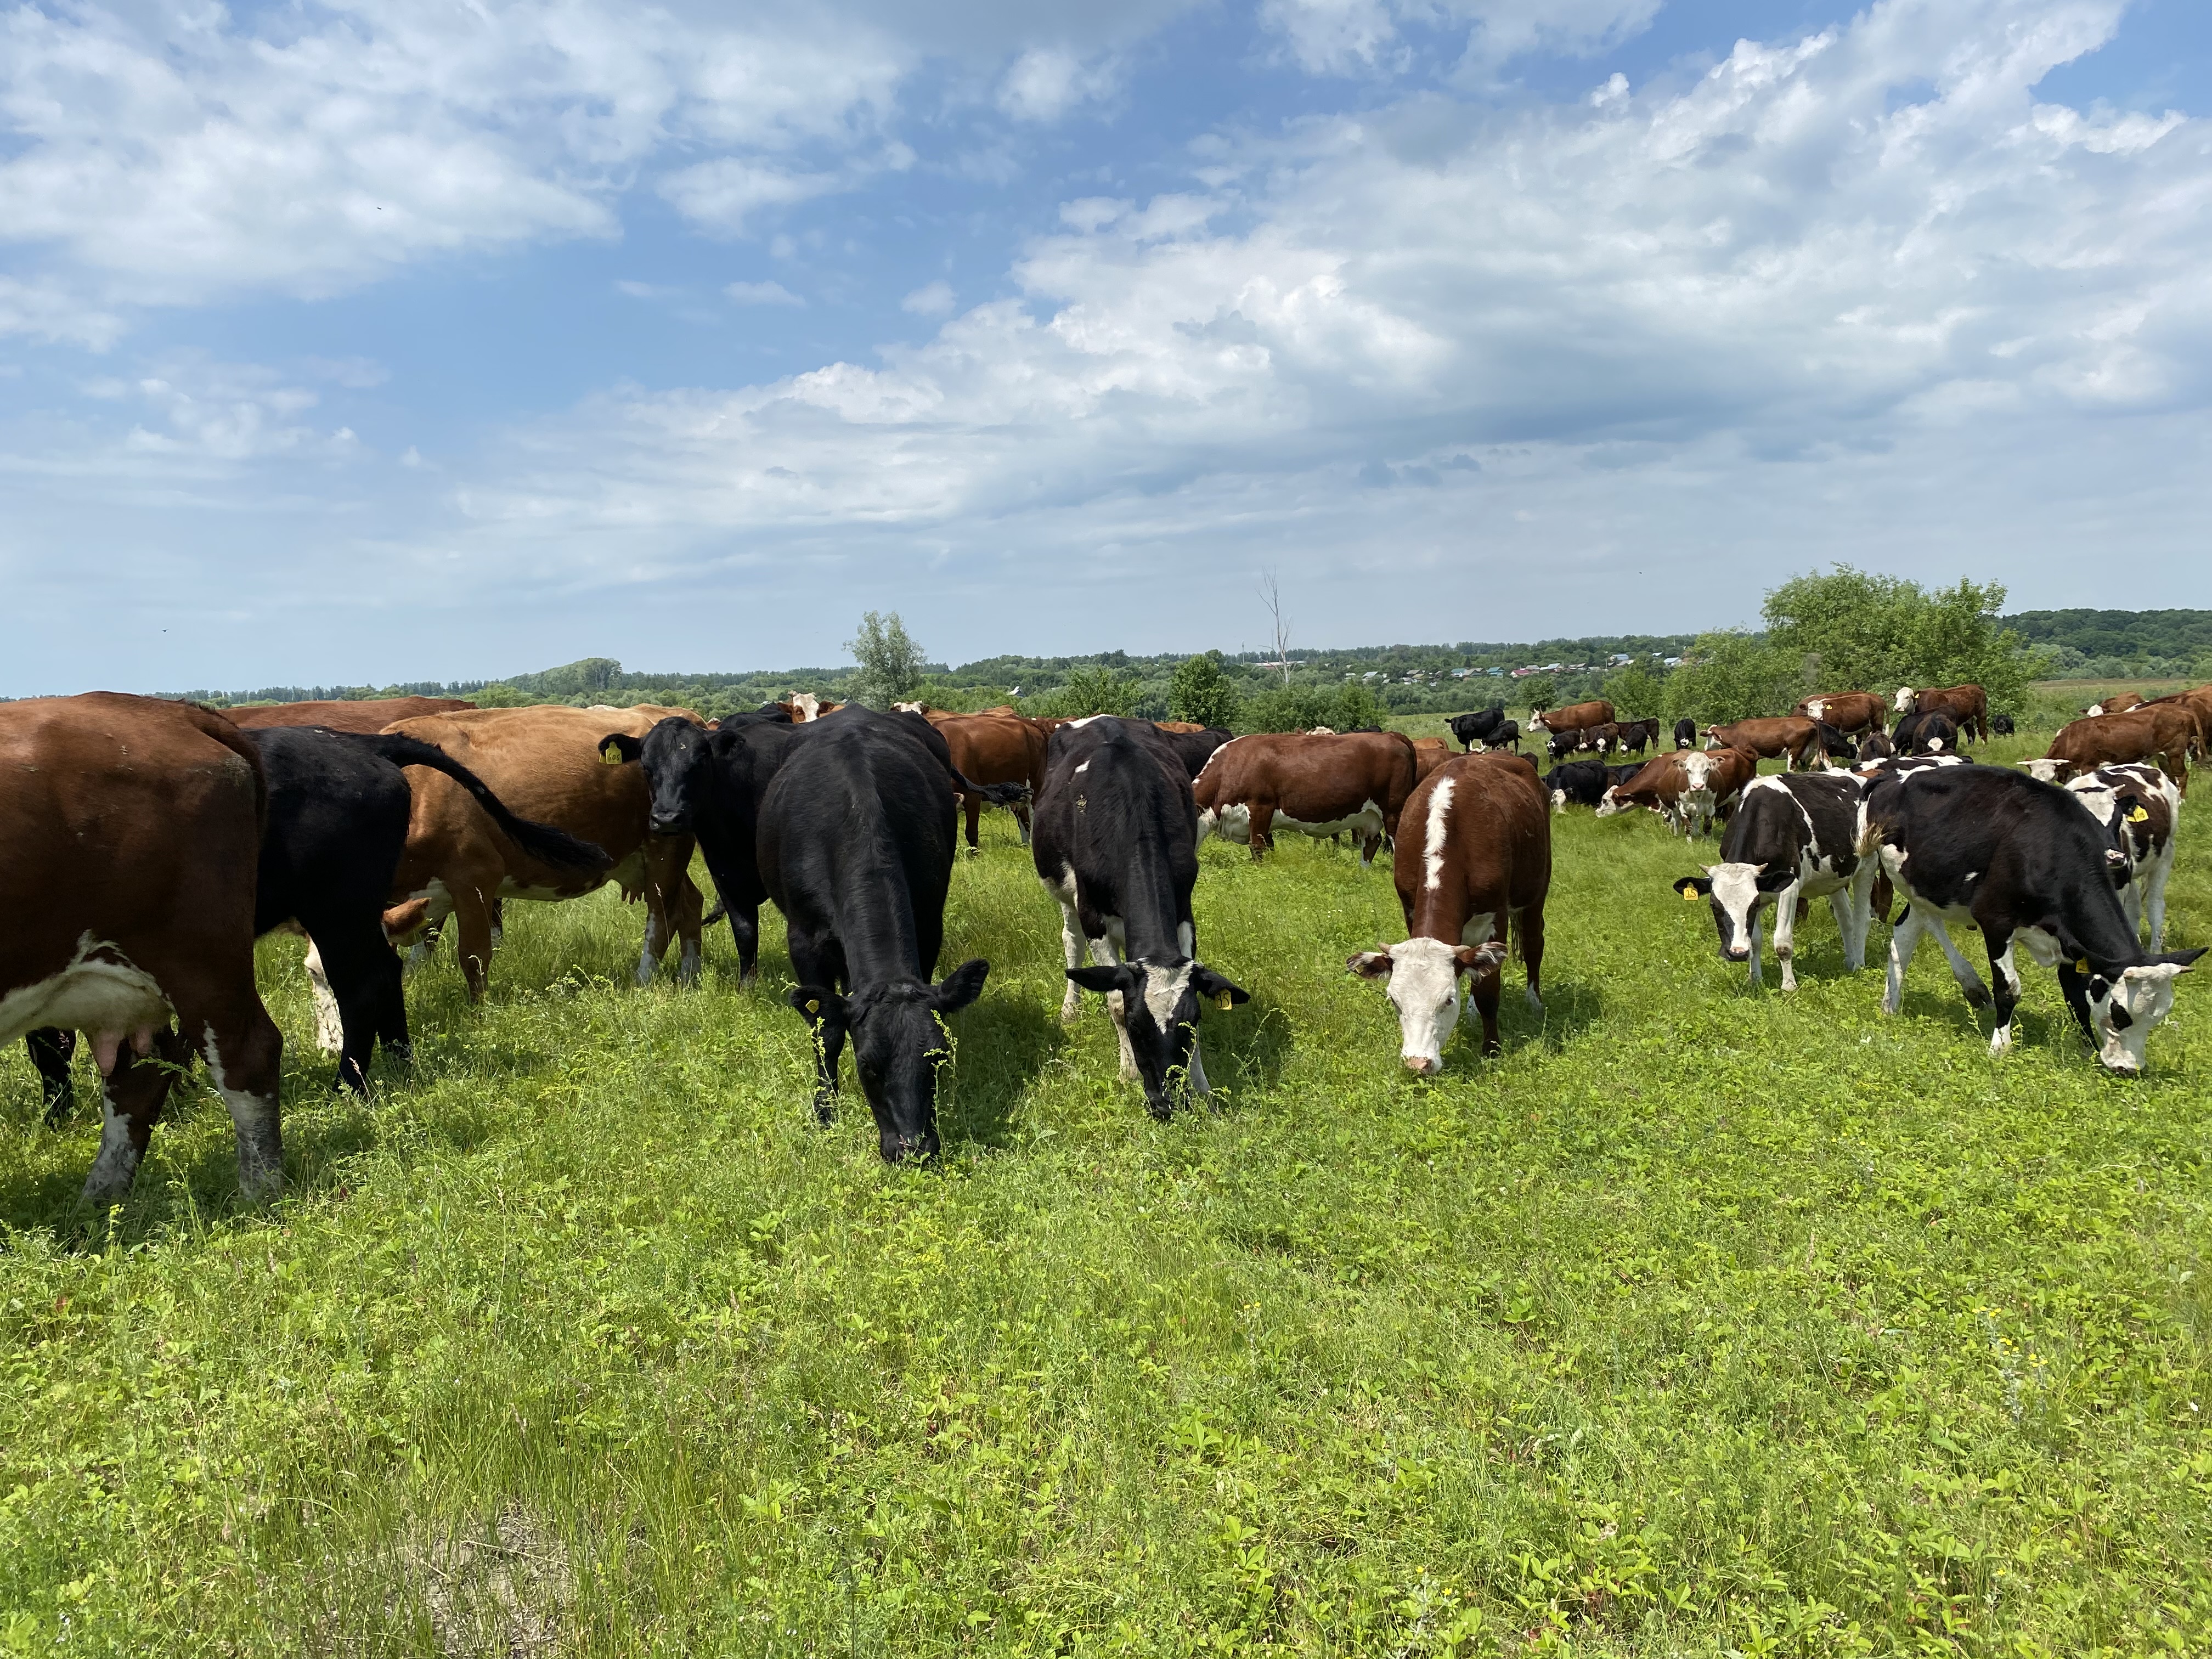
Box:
[2,733,2208,1656]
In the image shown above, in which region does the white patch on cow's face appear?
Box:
[1703,862,1767,958]
[1421,777,1457,890]
[1595,787,1626,817]
[1381,938,1463,1074]
[2091,963,2186,1071]
[1894,686,1915,713]
[1806,699,1826,723]
[1139,961,1195,1034]
[1680,752,1714,792]
[2020,759,2064,783]
[1550,789,1566,813]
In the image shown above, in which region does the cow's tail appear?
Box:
[343,732,611,874]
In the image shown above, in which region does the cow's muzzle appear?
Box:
[1403,1054,1440,1076]
[648,812,691,836]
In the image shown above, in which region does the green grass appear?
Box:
[2,737,2208,1655]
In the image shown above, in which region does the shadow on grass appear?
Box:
[941,994,1062,1152]
[1202,997,1296,1094]
[1525,972,1604,1052]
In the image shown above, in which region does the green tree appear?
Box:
[1762,567,1922,695]
[1912,578,2029,713]
[1516,675,1556,714]
[845,611,928,708]
[1327,682,1384,730]
[1662,631,1796,725]
[1238,685,1327,733]
[1601,661,1664,720]
[1044,665,1142,718]
[1168,652,1242,729]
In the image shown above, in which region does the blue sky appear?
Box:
[2,0,2205,693]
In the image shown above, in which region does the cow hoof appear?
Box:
[1962,983,1993,1009]
[738,968,758,992]
[812,1092,839,1127]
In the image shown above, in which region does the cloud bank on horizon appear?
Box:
[1,0,2204,692]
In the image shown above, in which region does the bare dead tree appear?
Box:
[1259,571,1293,685]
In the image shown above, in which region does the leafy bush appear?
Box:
[1169,652,1242,729]
[1033,665,1143,718]
[846,611,928,708]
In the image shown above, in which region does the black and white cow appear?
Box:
[1033,717,1248,1118]
[1812,722,1859,766]
[1611,718,1661,757]
[1673,717,1698,750]
[1991,714,2016,737]
[1858,730,1896,760]
[1861,765,2202,1070]
[757,714,990,1160]
[1542,759,1612,812]
[1448,706,1508,752]
[2063,763,2180,950]
[1671,773,1875,991]
[1893,709,1961,755]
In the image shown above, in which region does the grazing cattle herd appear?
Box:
[0,676,2204,1201]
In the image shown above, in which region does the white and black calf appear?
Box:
[2064,764,2180,950]
[1673,718,1698,751]
[1542,759,1611,812]
[756,714,990,1160]
[1672,773,1874,991]
[1861,765,2202,1071]
[1033,718,1248,1118]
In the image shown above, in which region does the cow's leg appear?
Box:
[1923,916,1991,1007]
[1358,829,1383,869]
[1087,933,1141,1081]
[1015,800,1034,847]
[787,928,848,1122]
[1469,949,1504,1057]
[1882,904,1927,1015]
[2055,958,2100,1049]
[199,1001,285,1201]
[489,898,506,948]
[726,902,761,989]
[1827,887,1858,977]
[1840,863,1875,972]
[2141,859,2172,951]
[1984,930,2023,1054]
[1056,898,1086,1023]
[1517,903,1546,1013]
[306,917,402,1094]
[301,938,345,1056]
[81,1027,188,1205]
[28,1029,76,1126]
[404,896,452,975]
[673,872,704,986]
[1245,803,1276,861]
[448,877,498,1002]
[962,791,983,853]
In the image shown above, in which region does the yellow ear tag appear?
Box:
[2128,805,2149,822]
[600,742,623,764]
[804,998,820,1014]
[1682,888,1699,903]
[2074,959,2089,973]
[1216,993,1234,1011]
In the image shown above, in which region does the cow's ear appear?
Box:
[1452,941,1507,975]
[788,985,849,1034]
[1754,866,1796,893]
[1673,876,1712,900]
[1192,965,1249,1008]
[1067,964,1137,997]
[598,733,642,766]
[1346,950,1393,980]
[2161,947,2207,971]
[929,958,990,1013]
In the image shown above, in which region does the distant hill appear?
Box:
[2003,610,2212,679]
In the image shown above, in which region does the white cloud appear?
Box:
[996,47,1120,122]
[901,281,958,317]
[1259,0,1657,75]
[726,280,806,306]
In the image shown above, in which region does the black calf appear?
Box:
[1674,717,1698,750]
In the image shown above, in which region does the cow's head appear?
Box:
[1679,751,1716,793]
[2017,758,2069,783]
[1066,958,1246,1115]
[1894,686,1918,714]
[599,716,712,836]
[789,959,989,1160]
[1347,938,1508,1074]
[2081,951,2203,1072]
[1674,864,1794,962]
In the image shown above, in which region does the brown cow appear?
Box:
[1347,752,1549,1070]
[227,695,476,732]
[1154,720,1206,734]
[380,704,707,997]
[1595,752,1692,825]
[1704,715,1819,770]
[2084,691,2145,716]
[1792,692,1887,736]
[934,711,1047,849]
[2141,686,2212,758]
[1413,737,1452,782]
[1528,699,1615,734]
[1192,731,1418,866]
[1893,684,1988,742]
[1,693,284,1202]
[2023,704,2197,794]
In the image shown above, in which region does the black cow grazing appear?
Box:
[1893,709,1961,755]
[1542,759,1612,811]
[1034,717,1248,1117]
[1671,773,1874,991]
[1863,765,2202,1070]
[1545,729,1585,761]
[1486,719,1522,753]
[1812,721,1859,765]
[1991,714,2016,736]
[1673,718,1698,750]
[1448,706,1508,751]
[1610,718,1660,757]
[1859,730,1896,760]
[757,714,989,1160]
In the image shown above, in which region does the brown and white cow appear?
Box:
[1413,737,1452,782]
[2062,763,2181,950]
[1192,731,1418,867]
[1792,692,1887,737]
[380,704,708,997]
[2083,691,2145,717]
[777,693,845,723]
[933,711,1047,849]
[1893,684,1988,742]
[1347,753,1549,1071]
[2022,703,2197,795]
[1703,715,1819,770]
[1,693,284,1202]
[226,695,477,732]
[2143,686,2212,759]
[1528,699,1614,735]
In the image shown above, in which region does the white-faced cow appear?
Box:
[1,695,284,1203]
[1893,685,1988,743]
[1349,753,1548,1071]
[1034,717,1249,1116]
[1792,692,1888,738]
[2062,764,2180,950]
[758,712,990,1161]
[1672,773,1875,991]
[1192,731,1418,867]
[1860,765,2202,1070]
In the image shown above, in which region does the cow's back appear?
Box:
[1193,731,1415,817]
[228,695,474,732]
[1401,755,1550,915]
